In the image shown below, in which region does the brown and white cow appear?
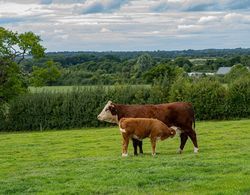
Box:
[119,118,176,156]
[97,101,198,154]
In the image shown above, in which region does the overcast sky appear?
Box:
[1,0,250,52]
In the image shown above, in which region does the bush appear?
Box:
[2,86,153,131]
[169,77,192,102]
[227,77,250,118]
[189,78,228,120]
[1,79,250,131]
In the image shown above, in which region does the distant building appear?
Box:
[216,67,232,75]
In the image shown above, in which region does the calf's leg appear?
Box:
[122,135,129,157]
[150,138,157,156]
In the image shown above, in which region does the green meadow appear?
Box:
[28,85,151,93]
[0,120,249,194]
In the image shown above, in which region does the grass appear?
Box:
[0,120,250,194]
[29,85,151,93]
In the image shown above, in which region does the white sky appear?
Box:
[1,0,250,51]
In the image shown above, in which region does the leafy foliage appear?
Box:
[227,77,250,118]
[133,53,154,78]
[0,27,45,105]
[224,64,250,83]
[1,78,250,131]
[0,58,27,103]
[0,27,45,63]
[30,60,61,86]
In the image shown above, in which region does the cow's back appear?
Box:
[115,102,194,130]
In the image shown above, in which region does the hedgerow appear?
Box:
[1,78,249,131]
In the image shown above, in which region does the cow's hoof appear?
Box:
[177,148,183,154]
[122,153,128,157]
[194,147,199,153]
[152,153,156,156]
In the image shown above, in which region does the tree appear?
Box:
[0,59,27,103]
[0,27,45,64]
[0,27,45,103]
[133,53,154,78]
[224,64,250,83]
[143,63,184,85]
[30,61,61,87]
[240,55,250,67]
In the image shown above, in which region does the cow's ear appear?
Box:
[109,105,117,115]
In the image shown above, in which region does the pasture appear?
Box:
[29,85,150,93]
[0,120,249,194]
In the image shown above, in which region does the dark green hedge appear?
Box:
[1,78,249,131]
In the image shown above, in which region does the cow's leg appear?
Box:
[150,138,157,156]
[132,138,138,156]
[187,130,198,153]
[138,140,143,154]
[122,135,129,157]
[179,132,188,154]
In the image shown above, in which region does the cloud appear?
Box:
[100,27,111,33]
[224,13,250,24]
[151,0,250,12]
[0,17,23,24]
[226,0,250,10]
[41,0,52,4]
[75,0,128,14]
[198,16,220,24]
[1,0,250,51]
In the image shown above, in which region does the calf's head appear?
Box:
[97,100,118,123]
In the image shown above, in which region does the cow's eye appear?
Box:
[105,108,109,112]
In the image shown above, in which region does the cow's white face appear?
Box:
[97,101,118,124]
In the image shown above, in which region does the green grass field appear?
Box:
[29,85,150,93]
[0,120,250,194]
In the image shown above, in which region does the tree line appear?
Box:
[22,52,250,86]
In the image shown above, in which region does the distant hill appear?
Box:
[46,48,250,59]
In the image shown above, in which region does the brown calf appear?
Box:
[119,118,176,156]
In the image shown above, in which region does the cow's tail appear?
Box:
[193,114,196,130]
[192,106,196,130]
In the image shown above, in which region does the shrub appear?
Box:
[1,80,250,131]
[169,77,192,102]
[227,77,250,118]
[189,78,228,120]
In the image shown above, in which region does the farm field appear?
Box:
[0,120,250,194]
[29,85,151,93]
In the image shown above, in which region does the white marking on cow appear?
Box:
[119,128,126,133]
[97,100,118,124]
[156,136,161,141]
[170,126,182,136]
[194,147,199,153]
[177,148,183,154]
[122,153,128,157]
[118,123,126,133]
[132,134,142,141]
